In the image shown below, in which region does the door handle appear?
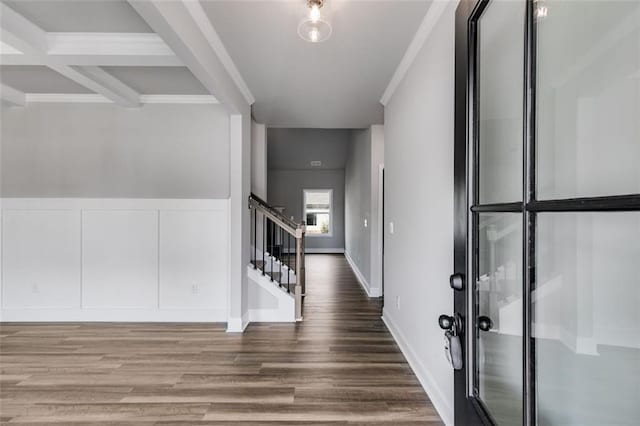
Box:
[439,314,456,330]
[439,313,463,335]
[449,273,464,291]
[439,313,463,370]
[478,315,493,332]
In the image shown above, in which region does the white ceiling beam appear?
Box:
[129,0,253,114]
[47,32,182,66]
[1,33,182,66]
[73,65,140,104]
[0,3,140,107]
[1,83,25,107]
[25,93,217,105]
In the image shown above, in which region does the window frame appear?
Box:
[302,188,334,238]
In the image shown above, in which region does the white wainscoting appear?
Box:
[0,198,229,322]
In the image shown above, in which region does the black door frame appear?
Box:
[453,0,488,424]
[454,0,640,424]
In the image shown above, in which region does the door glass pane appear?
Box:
[535,212,640,425]
[536,1,640,199]
[478,0,525,204]
[477,213,523,425]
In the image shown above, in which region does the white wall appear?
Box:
[1,103,230,198]
[382,2,457,425]
[0,198,229,322]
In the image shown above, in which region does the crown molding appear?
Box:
[380,0,450,106]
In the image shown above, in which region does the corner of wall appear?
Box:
[345,250,378,298]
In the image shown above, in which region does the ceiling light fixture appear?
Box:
[298,0,332,43]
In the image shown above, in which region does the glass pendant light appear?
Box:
[298,0,332,43]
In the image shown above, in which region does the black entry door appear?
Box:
[453,0,640,425]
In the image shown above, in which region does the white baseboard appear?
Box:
[226,313,249,333]
[344,251,381,298]
[305,247,344,254]
[382,310,453,426]
[0,308,228,323]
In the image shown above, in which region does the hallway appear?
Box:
[0,255,442,424]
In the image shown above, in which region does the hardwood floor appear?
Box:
[0,254,443,424]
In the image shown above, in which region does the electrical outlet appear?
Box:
[364,218,368,228]
[191,284,199,295]
[396,296,400,310]
[389,222,395,234]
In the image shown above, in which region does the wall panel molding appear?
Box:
[0,198,229,322]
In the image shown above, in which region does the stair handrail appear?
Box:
[248,192,306,320]
[248,193,303,237]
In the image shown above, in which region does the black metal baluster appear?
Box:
[253,208,257,269]
[279,227,283,286]
[262,214,265,276]
[270,219,274,282]
[290,237,295,294]
[287,233,291,289]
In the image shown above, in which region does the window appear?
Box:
[303,189,332,236]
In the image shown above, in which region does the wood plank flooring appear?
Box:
[0,254,442,424]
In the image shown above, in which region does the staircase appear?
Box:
[249,193,306,321]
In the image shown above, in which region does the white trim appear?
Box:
[0,40,22,54]
[23,94,218,105]
[47,32,177,58]
[304,248,344,254]
[380,0,450,106]
[1,83,25,107]
[25,94,111,104]
[382,311,454,426]
[1,197,230,324]
[140,95,218,104]
[1,308,227,323]
[345,251,381,298]
[226,316,249,333]
[182,1,255,105]
[1,198,228,211]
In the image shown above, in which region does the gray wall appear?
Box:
[1,103,230,198]
[345,128,372,282]
[267,128,349,251]
[268,169,345,251]
[382,2,457,423]
[267,128,349,169]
